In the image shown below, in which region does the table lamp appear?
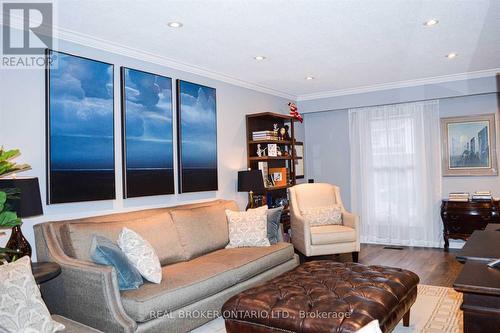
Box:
[0,177,43,259]
[238,170,265,210]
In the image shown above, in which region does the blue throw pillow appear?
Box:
[90,235,143,291]
[267,206,283,244]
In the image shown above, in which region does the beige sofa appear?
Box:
[34,199,299,333]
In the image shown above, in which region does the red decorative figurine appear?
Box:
[288,102,303,123]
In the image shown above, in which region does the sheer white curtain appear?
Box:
[349,100,442,247]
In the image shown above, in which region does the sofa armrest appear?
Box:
[34,223,137,333]
[342,211,360,251]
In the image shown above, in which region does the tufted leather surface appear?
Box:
[222,261,419,333]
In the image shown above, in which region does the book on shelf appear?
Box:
[448,192,469,201]
[471,191,493,201]
[252,130,278,141]
[252,136,278,141]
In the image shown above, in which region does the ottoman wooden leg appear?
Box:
[403,310,410,327]
[352,252,359,263]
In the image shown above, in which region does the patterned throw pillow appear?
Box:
[0,256,65,333]
[225,206,271,248]
[300,205,342,226]
[117,227,162,284]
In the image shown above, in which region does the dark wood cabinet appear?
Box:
[440,199,500,250]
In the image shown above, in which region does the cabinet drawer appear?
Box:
[443,212,493,222]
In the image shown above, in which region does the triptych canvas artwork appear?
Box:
[46,50,218,204]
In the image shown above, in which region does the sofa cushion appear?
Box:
[61,212,185,265]
[170,201,238,260]
[310,224,356,245]
[120,242,294,322]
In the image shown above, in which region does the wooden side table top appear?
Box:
[485,223,500,232]
[31,262,61,284]
[454,260,500,296]
[456,230,500,263]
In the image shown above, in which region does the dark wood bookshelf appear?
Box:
[246,112,297,232]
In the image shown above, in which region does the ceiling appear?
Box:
[49,0,500,99]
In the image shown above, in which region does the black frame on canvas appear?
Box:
[176,79,218,193]
[45,49,116,204]
[120,66,175,198]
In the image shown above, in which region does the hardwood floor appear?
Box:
[300,244,463,287]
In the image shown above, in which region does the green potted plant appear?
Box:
[0,190,22,262]
[0,146,31,177]
[0,146,31,263]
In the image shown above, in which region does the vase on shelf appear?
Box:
[6,225,32,261]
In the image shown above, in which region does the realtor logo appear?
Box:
[2,2,53,54]
[1,2,55,68]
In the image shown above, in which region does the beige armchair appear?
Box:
[288,183,360,261]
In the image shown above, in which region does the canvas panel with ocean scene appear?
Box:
[177,80,218,193]
[47,50,115,203]
[122,68,174,197]
[448,121,490,169]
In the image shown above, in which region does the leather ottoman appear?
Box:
[222,261,419,333]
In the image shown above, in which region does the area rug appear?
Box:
[191,284,463,333]
[393,284,462,333]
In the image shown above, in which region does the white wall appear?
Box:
[303,110,351,209]
[0,38,290,258]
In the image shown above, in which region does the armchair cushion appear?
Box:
[310,225,356,245]
[301,205,342,226]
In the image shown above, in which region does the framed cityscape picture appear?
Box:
[121,67,174,198]
[176,80,218,193]
[46,50,115,203]
[441,114,498,176]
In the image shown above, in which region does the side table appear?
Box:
[32,261,61,284]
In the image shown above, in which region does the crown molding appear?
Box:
[296,68,500,101]
[0,15,296,100]
[54,27,298,100]
[3,15,499,103]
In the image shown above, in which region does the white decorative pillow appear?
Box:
[225,206,271,248]
[355,320,382,333]
[0,256,65,333]
[117,227,162,284]
[300,205,342,226]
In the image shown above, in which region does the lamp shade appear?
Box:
[237,170,265,192]
[0,177,43,218]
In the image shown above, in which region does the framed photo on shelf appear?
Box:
[267,143,277,157]
[269,167,287,186]
[441,114,498,176]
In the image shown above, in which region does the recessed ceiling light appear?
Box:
[254,56,266,61]
[424,19,439,26]
[305,76,315,80]
[446,52,458,59]
[167,21,183,28]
